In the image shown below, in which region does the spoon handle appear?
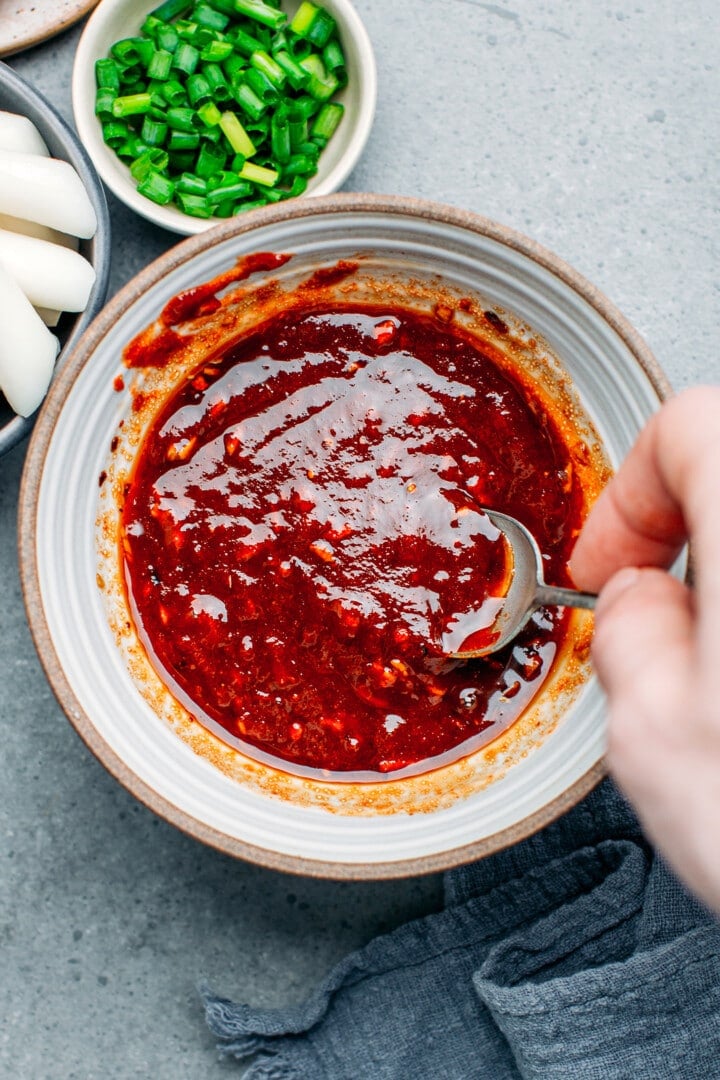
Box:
[535,584,597,611]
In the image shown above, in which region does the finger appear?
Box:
[570,386,720,592]
[591,566,694,705]
[569,480,685,592]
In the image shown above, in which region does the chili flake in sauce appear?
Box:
[121,306,582,778]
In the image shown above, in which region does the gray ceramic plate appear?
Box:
[0,61,111,457]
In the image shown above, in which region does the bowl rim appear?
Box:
[71,0,378,236]
[0,0,99,60]
[0,59,111,456]
[18,193,672,879]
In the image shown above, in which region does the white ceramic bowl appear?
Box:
[19,195,671,878]
[72,0,377,235]
[0,61,111,456]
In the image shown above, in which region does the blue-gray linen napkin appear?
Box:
[203,780,720,1078]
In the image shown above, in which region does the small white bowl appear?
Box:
[72,0,377,235]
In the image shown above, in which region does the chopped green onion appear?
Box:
[291,2,335,46]
[95,88,116,118]
[147,48,174,80]
[261,186,282,202]
[176,172,209,194]
[282,174,308,198]
[169,129,200,150]
[286,35,312,61]
[287,110,307,149]
[172,41,200,74]
[141,14,164,38]
[206,168,237,188]
[97,0,345,219]
[201,124,224,143]
[101,120,130,147]
[206,179,254,204]
[195,141,227,177]
[117,76,144,94]
[200,39,234,62]
[299,54,338,100]
[169,149,197,171]
[250,49,285,88]
[290,2,318,37]
[197,99,223,126]
[112,92,153,118]
[148,89,169,111]
[310,101,343,140]
[233,81,266,120]
[141,116,169,145]
[112,37,155,68]
[273,50,308,91]
[219,110,256,156]
[202,63,232,99]
[238,160,278,186]
[282,152,316,177]
[166,105,199,131]
[245,67,279,103]
[223,54,247,83]
[157,78,187,106]
[151,0,192,19]
[194,3,229,31]
[322,38,345,78]
[95,58,121,91]
[130,148,170,181]
[306,9,335,48]
[187,72,212,105]
[175,18,197,39]
[117,137,151,159]
[271,28,289,52]
[197,29,222,51]
[177,192,212,216]
[270,109,291,163]
[232,198,267,212]
[156,24,180,52]
[242,114,270,140]
[290,94,320,120]
[233,0,286,31]
[229,27,265,57]
[296,139,320,159]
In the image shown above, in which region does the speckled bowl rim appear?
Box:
[0,1,99,59]
[18,193,671,879]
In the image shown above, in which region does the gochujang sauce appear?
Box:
[121,306,583,779]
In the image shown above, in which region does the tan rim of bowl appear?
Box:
[18,193,672,879]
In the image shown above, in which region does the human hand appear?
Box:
[569,385,720,912]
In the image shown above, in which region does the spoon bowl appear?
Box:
[450,509,597,659]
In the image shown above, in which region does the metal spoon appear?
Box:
[448,508,597,659]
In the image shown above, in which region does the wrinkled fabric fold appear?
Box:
[203,781,720,1078]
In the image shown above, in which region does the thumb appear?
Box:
[591,566,694,705]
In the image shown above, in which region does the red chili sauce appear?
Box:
[121,306,582,779]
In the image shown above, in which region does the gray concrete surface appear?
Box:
[1,1,718,1076]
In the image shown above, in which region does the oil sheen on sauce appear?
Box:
[120,305,583,780]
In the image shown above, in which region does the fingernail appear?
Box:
[597,567,641,615]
